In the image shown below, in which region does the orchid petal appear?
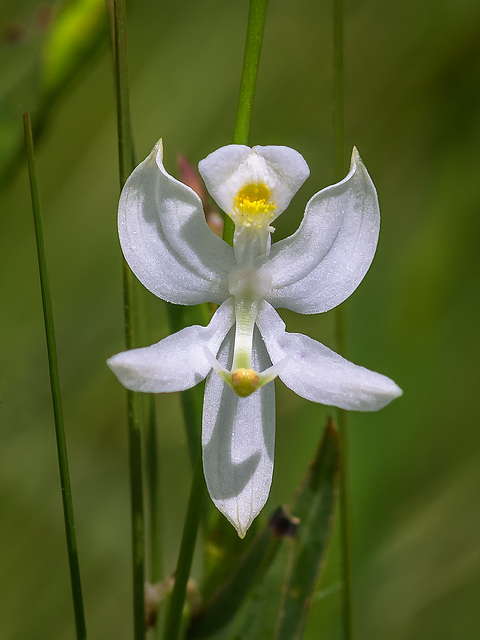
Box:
[261,148,380,313]
[198,144,309,219]
[202,326,275,538]
[107,299,234,393]
[119,140,234,305]
[257,302,402,411]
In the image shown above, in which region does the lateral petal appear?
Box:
[257,302,402,411]
[202,326,275,538]
[261,148,380,313]
[107,299,234,393]
[198,144,309,219]
[119,140,234,305]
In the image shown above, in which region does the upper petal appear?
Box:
[202,325,275,538]
[107,299,234,393]
[260,148,380,313]
[119,140,234,305]
[198,144,309,219]
[256,302,402,411]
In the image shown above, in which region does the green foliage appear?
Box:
[0,0,106,186]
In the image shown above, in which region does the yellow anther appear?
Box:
[232,183,277,228]
[231,368,260,397]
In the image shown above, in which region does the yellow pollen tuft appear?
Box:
[233,183,277,227]
[231,368,260,397]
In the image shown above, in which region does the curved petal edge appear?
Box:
[118,139,234,305]
[107,299,234,393]
[257,302,402,411]
[262,147,380,314]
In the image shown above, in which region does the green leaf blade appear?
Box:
[188,508,293,639]
[275,419,340,640]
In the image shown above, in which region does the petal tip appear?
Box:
[350,146,361,168]
[389,380,403,401]
[371,377,403,410]
[154,138,164,167]
[235,524,248,539]
[230,513,254,539]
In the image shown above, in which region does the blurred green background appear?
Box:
[1,0,480,638]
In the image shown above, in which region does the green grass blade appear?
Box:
[332,0,345,182]
[275,419,340,639]
[112,0,134,190]
[110,0,146,637]
[231,542,290,640]
[166,303,208,468]
[163,450,206,640]
[188,508,294,639]
[332,0,355,636]
[145,394,163,584]
[23,111,87,640]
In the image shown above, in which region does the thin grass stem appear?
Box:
[333,0,354,637]
[166,304,204,469]
[23,112,87,640]
[112,1,146,638]
[146,395,163,583]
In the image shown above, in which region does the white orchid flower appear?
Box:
[108,140,402,537]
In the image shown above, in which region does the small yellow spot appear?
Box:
[232,183,277,229]
[231,368,260,397]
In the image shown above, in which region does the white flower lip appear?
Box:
[108,140,402,536]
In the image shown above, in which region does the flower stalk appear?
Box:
[224,0,269,246]
[233,0,269,146]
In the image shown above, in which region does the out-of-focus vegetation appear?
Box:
[1,0,479,638]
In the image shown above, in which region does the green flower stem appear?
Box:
[233,0,269,145]
[112,1,145,638]
[166,304,204,468]
[223,0,269,246]
[163,450,205,640]
[23,112,87,640]
[333,0,354,638]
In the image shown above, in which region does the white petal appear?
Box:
[119,140,234,305]
[257,302,402,411]
[202,326,275,537]
[107,299,234,393]
[261,148,380,313]
[198,144,309,218]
